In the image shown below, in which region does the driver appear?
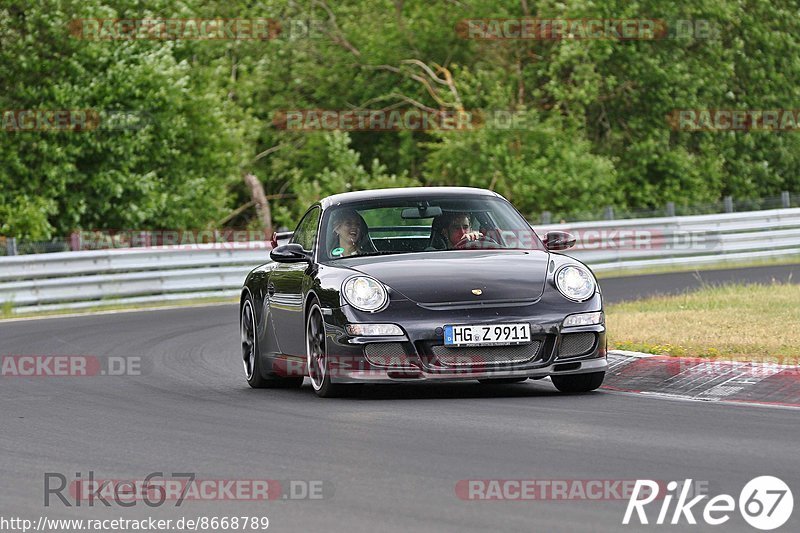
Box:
[330,208,373,257]
[440,212,482,249]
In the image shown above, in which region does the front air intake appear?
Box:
[558,333,597,358]
[364,343,416,367]
[430,341,542,366]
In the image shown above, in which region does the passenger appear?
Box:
[330,208,374,257]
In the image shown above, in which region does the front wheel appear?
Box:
[550,371,605,393]
[306,303,361,398]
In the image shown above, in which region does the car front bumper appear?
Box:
[329,354,608,383]
[322,298,607,384]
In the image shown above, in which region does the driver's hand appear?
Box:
[460,231,482,242]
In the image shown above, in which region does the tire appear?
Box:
[306,303,361,398]
[241,297,303,389]
[550,371,605,393]
[477,377,529,384]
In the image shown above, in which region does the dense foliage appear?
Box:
[2,0,799,238]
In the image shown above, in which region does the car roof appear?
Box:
[320,186,502,209]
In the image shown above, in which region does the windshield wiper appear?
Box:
[347,250,408,258]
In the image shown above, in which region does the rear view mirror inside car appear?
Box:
[401,205,443,219]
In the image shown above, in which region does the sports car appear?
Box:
[240,187,607,397]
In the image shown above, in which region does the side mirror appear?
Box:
[270,243,311,263]
[544,231,576,251]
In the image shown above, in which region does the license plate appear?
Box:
[443,323,531,347]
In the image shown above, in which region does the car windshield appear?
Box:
[320,195,545,261]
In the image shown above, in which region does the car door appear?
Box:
[269,206,320,356]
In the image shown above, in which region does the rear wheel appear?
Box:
[306,303,361,398]
[241,297,303,389]
[477,377,528,384]
[550,371,605,393]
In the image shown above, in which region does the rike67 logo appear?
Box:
[624,476,794,530]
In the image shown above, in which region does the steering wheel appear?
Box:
[455,233,500,249]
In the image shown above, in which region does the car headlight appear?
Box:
[555,266,596,302]
[342,276,388,312]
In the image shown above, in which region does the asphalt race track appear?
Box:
[599,263,800,303]
[2,267,799,533]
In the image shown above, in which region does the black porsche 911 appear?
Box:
[240,187,607,397]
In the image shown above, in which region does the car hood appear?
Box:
[343,250,549,305]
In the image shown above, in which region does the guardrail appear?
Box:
[1,208,799,314]
[539,207,800,272]
[0,243,270,314]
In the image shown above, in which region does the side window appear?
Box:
[291,207,321,251]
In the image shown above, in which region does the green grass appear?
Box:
[607,282,800,361]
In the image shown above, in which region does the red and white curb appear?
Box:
[603,351,800,408]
